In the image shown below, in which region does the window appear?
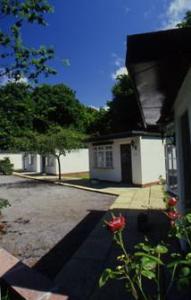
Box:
[93,145,113,168]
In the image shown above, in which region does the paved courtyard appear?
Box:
[0,176,115,274]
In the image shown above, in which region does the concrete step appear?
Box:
[0,248,68,300]
[53,211,114,300]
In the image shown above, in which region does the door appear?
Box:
[120,144,132,183]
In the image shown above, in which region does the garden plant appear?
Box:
[99,197,191,300]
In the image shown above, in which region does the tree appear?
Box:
[32,84,85,132]
[177,11,191,28]
[83,106,111,136]
[0,82,34,149]
[36,126,85,180]
[0,0,56,82]
[11,126,85,180]
[107,74,143,133]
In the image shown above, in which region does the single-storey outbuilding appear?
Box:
[126,27,191,209]
[88,131,166,186]
[0,148,89,176]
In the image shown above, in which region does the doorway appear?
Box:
[120,144,132,183]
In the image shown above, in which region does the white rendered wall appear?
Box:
[89,136,165,185]
[89,137,142,183]
[174,68,191,212]
[0,153,23,170]
[46,149,89,175]
[140,137,166,184]
[131,137,142,184]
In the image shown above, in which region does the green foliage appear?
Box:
[99,226,169,300]
[0,157,13,175]
[169,212,191,249]
[0,83,34,149]
[168,252,191,291]
[84,107,110,135]
[0,82,93,150]
[0,198,11,212]
[32,84,85,132]
[33,126,85,156]
[107,74,143,133]
[0,0,55,81]
[12,126,86,180]
[177,11,191,28]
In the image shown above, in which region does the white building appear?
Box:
[127,27,191,211]
[0,149,89,176]
[88,131,166,186]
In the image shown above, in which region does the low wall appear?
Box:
[0,153,23,170]
[46,149,89,175]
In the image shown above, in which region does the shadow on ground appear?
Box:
[32,210,107,279]
[62,178,134,190]
[0,180,47,189]
[1,207,190,300]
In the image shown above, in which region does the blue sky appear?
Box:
[4,0,191,107]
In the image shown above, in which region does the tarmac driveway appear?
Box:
[0,175,115,276]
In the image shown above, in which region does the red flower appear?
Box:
[167,210,180,221]
[107,216,126,233]
[168,197,177,207]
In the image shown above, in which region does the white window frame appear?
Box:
[93,145,113,169]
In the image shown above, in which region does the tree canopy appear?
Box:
[11,125,85,180]
[106,74,143,133]
[0,0,55,82]
[0,82,34,148]
[0,81,107,149]
[177,11,191,28]
[32,84,85,132]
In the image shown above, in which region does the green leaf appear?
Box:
[186,214,191,223]
[134,252,163,265]
[99,268,113,288]
[186,253,191,260]
[180,267,191,277]
[155,245,168,254]
[141,269,156,280]
[141,257,157,270]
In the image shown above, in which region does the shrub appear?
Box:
[0,198,11,216]
[0,157,14,175]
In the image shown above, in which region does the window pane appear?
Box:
[105,151,113,168]
[97,151,104,167]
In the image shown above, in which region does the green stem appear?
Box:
[137,276,149,300]
[165,264,177,299]
[117,230,129,258]
[184,226,191,249]
[125,271,139,300]
[157,254,161,300]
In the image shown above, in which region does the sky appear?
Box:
[3,0,191,108]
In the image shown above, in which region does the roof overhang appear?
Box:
[126,28,191,127]
[87,130,162,143]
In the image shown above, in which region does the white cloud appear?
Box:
[88,105,99,111]
[0,69,28,85]
[111,53,124,67]
[88,105,109,111]
[111,66,128,80]
[162,0,191,28]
